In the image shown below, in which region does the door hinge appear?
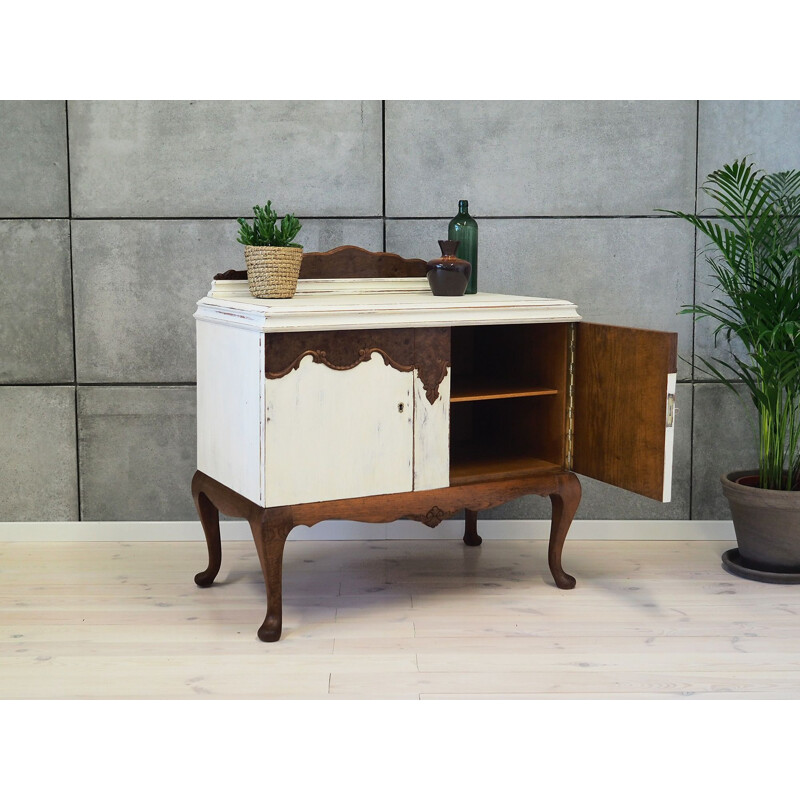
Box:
[566,323,576,469]
[666,393,676,428]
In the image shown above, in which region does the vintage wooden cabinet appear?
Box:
[192,247,677,641]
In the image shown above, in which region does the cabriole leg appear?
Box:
[463,509,482,546]
[192,471,222,588]
[249,507,293,642]
[548,472,581,589]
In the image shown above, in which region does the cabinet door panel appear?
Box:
[572,322,677,501]
[264,353,414,506]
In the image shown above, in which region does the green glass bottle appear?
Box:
[448,200,478,294]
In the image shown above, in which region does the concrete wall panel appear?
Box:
[0,101,69,217]
[0,386,78,521]
[69,101,383,218]
[386,100,696,217]
[0,220,73,383]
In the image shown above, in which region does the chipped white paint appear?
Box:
[264,353,415,506]
[413,367,450,491]
[662,372,677,503]
[196,319,265,505]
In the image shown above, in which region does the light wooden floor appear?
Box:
[1,537,799,699]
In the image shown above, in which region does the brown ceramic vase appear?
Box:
[426,240,472,296]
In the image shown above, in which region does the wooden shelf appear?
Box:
[450,447,562,486]
[450,380,559,403]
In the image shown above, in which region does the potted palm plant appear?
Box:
[663,158,800,582]
[236,201,303,299]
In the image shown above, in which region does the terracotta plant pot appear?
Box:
[720,470,800,583]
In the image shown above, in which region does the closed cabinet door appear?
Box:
[262,328,449,507]
[264,351,414,506]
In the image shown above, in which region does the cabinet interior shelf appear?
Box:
[449,446,562,486]
[450,381,559,403]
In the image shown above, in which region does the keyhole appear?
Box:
[397,402,405,413]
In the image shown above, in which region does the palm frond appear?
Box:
[665,157,800,489]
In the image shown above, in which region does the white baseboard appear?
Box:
[0,519,736,542]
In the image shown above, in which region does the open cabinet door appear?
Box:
[572,323,677,501]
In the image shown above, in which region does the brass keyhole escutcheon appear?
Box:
[398,402,405,413]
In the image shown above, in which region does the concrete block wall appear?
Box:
[1,100,798,523]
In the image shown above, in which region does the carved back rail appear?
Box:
[214,245,427,282]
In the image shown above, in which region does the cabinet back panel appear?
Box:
[451,323,568,394]
[451,396,564,462]
[450,323,568,474]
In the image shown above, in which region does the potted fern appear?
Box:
[662,158,800,582]
[236,202,303,299]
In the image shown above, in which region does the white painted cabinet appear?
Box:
[195,274,676,509]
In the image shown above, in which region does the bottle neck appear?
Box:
[458,200,469,215]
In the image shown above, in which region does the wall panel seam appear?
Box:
[382,100,387,252]
[65,99,82,521]
[386,215,689,220]
[689,99,700,519]
[69,216,386,222]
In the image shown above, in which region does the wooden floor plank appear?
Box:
[328,671,800,697]
[416,651,800,673]
[333,635,800,655]
[0,661,331,700]
[0,639,336,657]
[411,618,800,638]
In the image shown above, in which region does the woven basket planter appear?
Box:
[244,245,303,299]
